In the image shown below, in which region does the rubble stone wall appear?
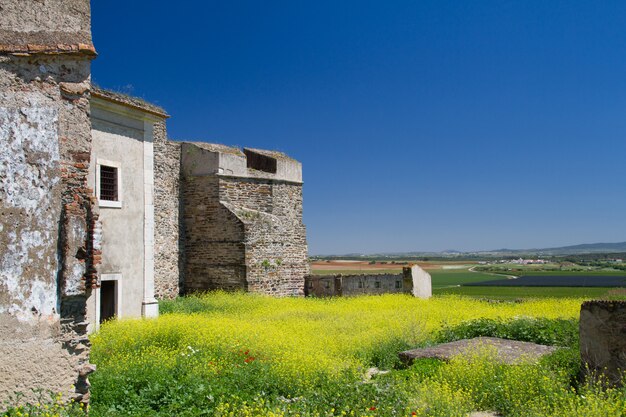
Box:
[224,178,309,296]
[0,0,95,404]
[153,122,183,299]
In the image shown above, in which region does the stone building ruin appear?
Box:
[305,265,432,298]
[167,142,308,296]
[154,126,310,299]
[0,0,308,404]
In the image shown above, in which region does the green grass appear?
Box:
[479,269,626,277]
[517,270,626,276]
[429,270,500,288]
[311,265,626,298]
[434,286,617,299]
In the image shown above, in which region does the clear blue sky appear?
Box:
[92,1,626,255]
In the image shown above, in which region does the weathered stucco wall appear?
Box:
[153,124,183,299]
[0,0,92,48]
[0,0,96,405]
[87,103,146,320]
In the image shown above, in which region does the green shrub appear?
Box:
[436,316,578,347]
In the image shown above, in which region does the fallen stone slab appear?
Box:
[399,337,558,365]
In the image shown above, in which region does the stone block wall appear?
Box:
[153,121,183,299]
[182,175,247,291]
[579,300,626,387]
[223,178,309,296]
[0,0,97,404]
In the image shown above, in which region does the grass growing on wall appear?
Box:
[87,292,626,416]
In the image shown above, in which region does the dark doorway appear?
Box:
[100,280,116,323]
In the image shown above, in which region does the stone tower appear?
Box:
[154,140,310,297]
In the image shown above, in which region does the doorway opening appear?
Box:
[100,280,117,323]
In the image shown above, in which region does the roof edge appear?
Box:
[91,87,169,119]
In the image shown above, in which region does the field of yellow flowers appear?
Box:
[83,293,624,416]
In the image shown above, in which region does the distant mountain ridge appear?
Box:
[490,241,626,256]
[317,241,626,258]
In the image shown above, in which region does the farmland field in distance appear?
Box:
[310,260,626,300]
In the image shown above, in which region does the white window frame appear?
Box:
[96,158,123,208]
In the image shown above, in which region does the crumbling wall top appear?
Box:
[0,0,95,55]
[181,142,302,183]
[243,147,297,162]
[186,141,244,157]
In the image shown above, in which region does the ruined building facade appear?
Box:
[0,0,308,404]
[154,141,309,298]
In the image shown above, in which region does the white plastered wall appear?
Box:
[86,97,159,332]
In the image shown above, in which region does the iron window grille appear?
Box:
[99,165,118,201]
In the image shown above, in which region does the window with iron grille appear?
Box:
[395,280,402,289]
[100,165,118,201]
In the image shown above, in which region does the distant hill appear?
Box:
[314,241,626,258]
[488,241,626,256]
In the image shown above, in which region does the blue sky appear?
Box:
[92,1,626,255]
